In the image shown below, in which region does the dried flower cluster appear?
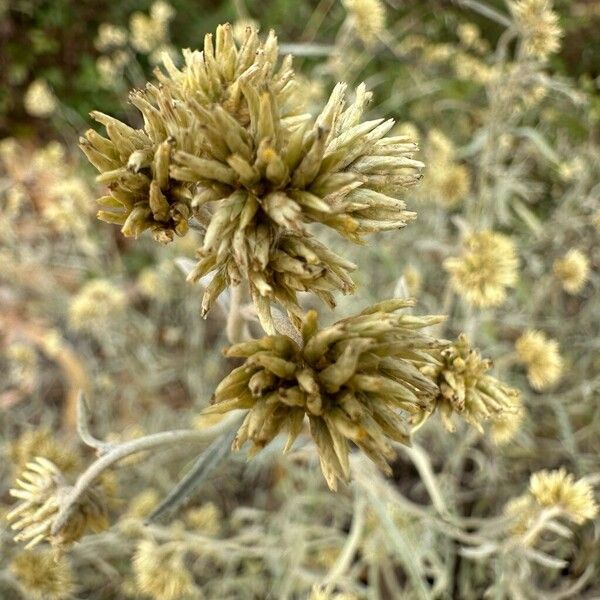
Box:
[444,230,519,308]
[421,334,523,442]
[206,299,446,489]
[515,329,562,390]
[7,457,109,549]
[82,24,423,330]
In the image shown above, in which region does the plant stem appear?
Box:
[51,413,240,537]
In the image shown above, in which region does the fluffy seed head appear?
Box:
[530,468,598,524]
[444,230,519,308]
[205,299,445,490]
[515,329,562,390]
[553,248,590,294]
[6,457,109,549]
[421,334,522,439]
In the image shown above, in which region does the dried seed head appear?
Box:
[422,334,522,439]
[133,539,195,600]
[444,230,519,308]
[515,329,562,390]
[6,457,109,549]
[552,248,590,295]
[10,549,75,600]
[205,299,446,490]
[529,468,598,524]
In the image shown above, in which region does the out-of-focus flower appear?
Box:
[24,80,57,118]
[10,549,75,600]
[185,502,222,535]
[129,1,174,54]
[402,265,422,297]
[553,249,590,294]
[530,468,598,524]
[126,489,160,519]
[6,457,109,549]
[342,0,386,46]
[9,428,81,475]
[515,329,562,390]
[510,0,562,59]
[68,279,127,333]
[422,334,522,440]
[457,23,480,48]
[133,539,195,600]
[95,23,128,51]
[205,299,445,490]
[444,231,519,308]
[309,586,359,600]
[434,163,471,207]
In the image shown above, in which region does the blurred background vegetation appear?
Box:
[1,0,599,139]
[1,1,599,599]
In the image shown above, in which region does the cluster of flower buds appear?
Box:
[421,333,523,441]
[7,457,109,549]
[82,24,423,330]
[205,299,445,489]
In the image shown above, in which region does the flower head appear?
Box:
[133,539,195,600]
[553,248,590,294]
[10,549,75,600]
[515,329,562,390]
[83,24,423,331]
[6,457,109,549]
[9,428,81,475]
[530,468,598,524]
[342,0,386,46]
[511,0,562,59]
[444,230,518,308]
[24,80,57,118]
[422,334,522,439]
[68,279,127,333]
[205,299,445,490]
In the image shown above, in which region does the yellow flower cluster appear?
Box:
[10,549,75,600]
[83,24,423,331]
[511,0,562,59]
[206,299,446,490]
[515,329,562,390]
[553,248,590,294]
[530,468,598,523]
[421,334,523,442]
[444,230,519,308]
[133,539,195,600]
[7,457,109,549]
